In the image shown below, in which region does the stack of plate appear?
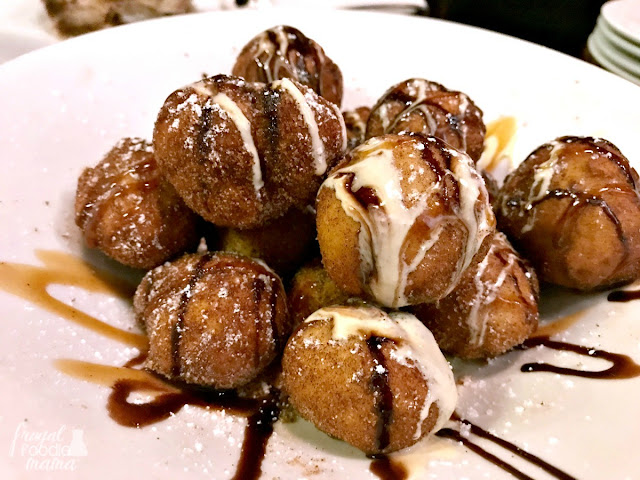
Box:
[588,0,640,85]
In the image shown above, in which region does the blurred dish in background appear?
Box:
[41,0,194,36]
[0,31,55,64]
[0,0,427,64]
[588,0,640,85]
[0,0,57,64]
[40,0,428,37]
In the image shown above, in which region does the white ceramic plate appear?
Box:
[1,9,640,480]
[602,0,640,47]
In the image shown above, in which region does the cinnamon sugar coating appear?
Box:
[282,306,457,455]
[75,137,199,269]
[153,74,346,228]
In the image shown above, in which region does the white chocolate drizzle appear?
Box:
[305,306,458,440]
[253,26,327,84]
[273,78,327,175]
[333,102,348,154]
[519,140,563,233]
[211,93,264,196]
[448,144,495,282]
[257,27,289,82]
[323,138,434,307]
[322,136,494,307]
[466,234,517,347]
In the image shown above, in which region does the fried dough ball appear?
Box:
[75,137,199,269]
[316,134,496,308]
[497,136,640,290]
[288,260,351,327]
[282,305,457,455]
[232,25,343,106]
[411,233,539,359]
[133,252,291,389]
[219,206,317,277]
[153,74,346,228]
[343,106,371,151]
[366,78,486,162]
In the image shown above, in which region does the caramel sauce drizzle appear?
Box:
[0,250,145,349]
[477,116,517,173]
[532,309,585,338]
[486,117,517,153]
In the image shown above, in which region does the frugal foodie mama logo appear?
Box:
[9,423,88,471]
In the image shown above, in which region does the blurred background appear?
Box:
[0,0,631,75]
[429,0,607,57]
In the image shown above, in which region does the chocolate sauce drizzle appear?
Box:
[417,136,459,205]
[231,398,281,480]
[366,336,394,452]
[196,104,213,162]
[341,172,382,209]
[10,251,636,479]
[172,253,213,377]
[251,276,281,366]
[437,416,577,480]
[369,454,408,480]
[519,336,640,379]
[106,372,280,480]
[378,86,468,147]
[532,188,625,246]
[607,287,640,302]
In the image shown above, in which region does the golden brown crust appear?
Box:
[287,260,351,327]
[411,233,539,359]
[219,206,318,278]
[153,74,346,228]
[497,136,640,290]
[232,25,343,106]
[75,137,199,269]
[366,78,485,162]
[134,252,291,389]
